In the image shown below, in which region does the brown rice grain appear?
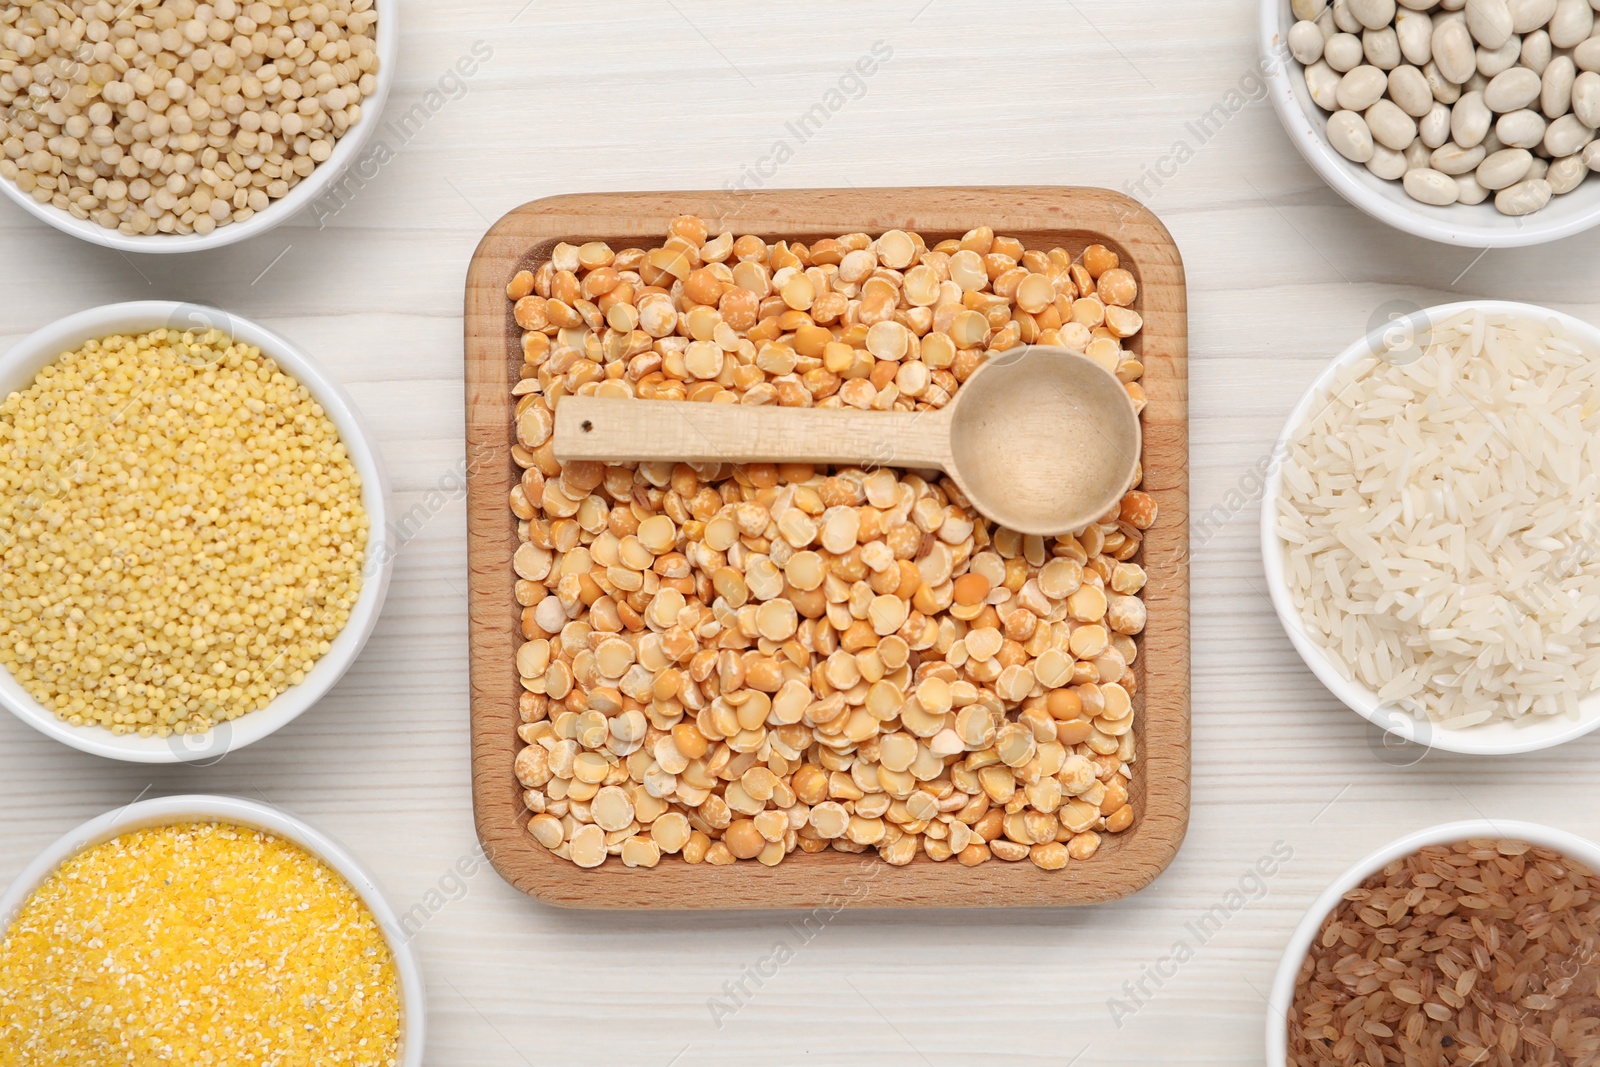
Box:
[1288,839,1600,1067]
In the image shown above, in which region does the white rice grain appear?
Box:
[1279,311,1600,726]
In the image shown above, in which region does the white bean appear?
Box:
[1466,0,1514,49]
[1546,153,1589,192]
[1477,146,1535,187]
[1403,167,1462,203]
[1349,0,1397,29]
[1494,176,1552,213]
[1365,98,1419,147]
[1454,172,1492,203]
[1484,67,1542,111]
[1520,29,1553,73]
[1307,60,1345,110]
[1431,17,1477,83]
[1288,0,1588,217]
[1543,56,1576,118]
[1326,32,1365,71]
[1574,36,1600,73]
[1367,142,1411,178]
[1549,0,1594,47]
[1544,113,1597,155]
[1395,9,1434,64]
[1338,65,1391,109]
[1425,60,1464,103]
[1290,20,1327,64]
[1365,27,1403,68]
[1495,108,1548,147]
[1508,0,1558,33]
[1431,141,1488,172]
[1574,71,1600,128]
[1476,36,1523,78]
[1329,109,1379,161]
[1421,101,1454,146]
[1389,64,1436,115]
[1452,92,1494,147]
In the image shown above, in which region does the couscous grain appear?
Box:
[0,0,381,237]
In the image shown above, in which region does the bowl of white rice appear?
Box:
[1262,301,1600,755]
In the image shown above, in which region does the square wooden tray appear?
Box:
[465,187,1189,909]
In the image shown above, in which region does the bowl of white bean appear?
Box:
[1262,0,1600,247]
[0,0,396,253]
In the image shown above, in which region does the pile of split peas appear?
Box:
[506,216,1155,872]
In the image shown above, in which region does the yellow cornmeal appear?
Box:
[0,328,368,736]
[0,822,401,1067]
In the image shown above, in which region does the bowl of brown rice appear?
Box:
[1269,819,1600,1067]
[1262,301,1600,755]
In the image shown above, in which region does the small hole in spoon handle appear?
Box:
[582,420,593,432]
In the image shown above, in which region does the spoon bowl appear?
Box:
[943,346,1141,535]
[555,346,1140,536]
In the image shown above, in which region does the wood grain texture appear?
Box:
[554,345,1141,538]
[554,394,956,469]
[465,186,1190,909]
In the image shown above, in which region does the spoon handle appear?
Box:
[554,395,954,471]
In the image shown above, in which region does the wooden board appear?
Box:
[465,187,1189,909]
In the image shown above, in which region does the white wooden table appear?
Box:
[3,2,1598,1064]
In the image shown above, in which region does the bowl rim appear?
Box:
[1265,818,1600,1066]
[0,2,397,254]
[1257,0,1600,249]
[1259,299,1600,756]
[0,794,425,1066]
[0,300,394,763]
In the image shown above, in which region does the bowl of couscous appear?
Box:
[0,301,393,762]
[0,0,399,252]
[0,794,425,1067]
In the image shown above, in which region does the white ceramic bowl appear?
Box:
[0,795,425,1066]
[1266,819,1600,1066]
[0,301,393,762]
[1260,0,1600,247]
[0,4,396,254]
[1261,300,1600,755]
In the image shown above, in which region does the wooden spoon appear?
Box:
[553,345,1140,536]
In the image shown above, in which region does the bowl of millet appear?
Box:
[0,301,393,762]
[0,0,395,252]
